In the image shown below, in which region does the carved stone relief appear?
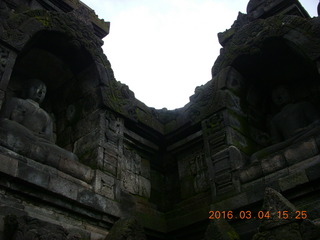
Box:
[4,215,81,240]
[178,150,209,198]
[121,147,151,198]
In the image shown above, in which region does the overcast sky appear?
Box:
[80,0,318,110]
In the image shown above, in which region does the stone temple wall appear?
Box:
[1,0,320,239]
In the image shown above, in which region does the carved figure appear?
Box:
[251,85,320,162]
[0,79,93,182]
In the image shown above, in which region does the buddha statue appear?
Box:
[0,79,93,183]
[251,85,320,162]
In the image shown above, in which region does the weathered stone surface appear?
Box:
[253,188,320,240]
[253,222,303,240]
[48,174,79,200]
[93,170,115,200]
[17,162,50,189]
[74,130,104,164]
[105,218,147,240]
[278,171,309,192]
[300,219,320,240]
[261,154,286,175]
[215,67,246,95]
[259,188,298,230]
[140,157,150,180]
[178,149,209,196]
[204,218,240,240]
[305,161,320,182]
[240,163,263,183]
[139,176,151,198]
[0,154,18,177]
[284,139,319,166]
[3,215,81,240]
[121,170,139,195]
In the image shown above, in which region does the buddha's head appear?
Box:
[26,79,47,104]
[271,85,291,107]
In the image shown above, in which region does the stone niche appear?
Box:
[0,5,121,238]
[3,30,102,169]
[231,38,320,182]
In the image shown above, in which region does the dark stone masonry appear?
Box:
[0,0,320,239]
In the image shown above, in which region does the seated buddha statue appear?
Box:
[251,85,320,162]
[0,79,93,183]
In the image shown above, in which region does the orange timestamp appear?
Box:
[208,210,308,220]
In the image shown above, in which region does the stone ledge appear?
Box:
[213,155,320,213]
[0,152,123,219]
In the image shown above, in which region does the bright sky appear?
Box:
[80,0,318,110]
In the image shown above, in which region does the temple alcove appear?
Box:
[230,37,320,157]
[3,30,102,165]
[219,37,320,186]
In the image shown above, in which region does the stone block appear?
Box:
[240,163,263,183]
[93,170,115,200]
[305,161,320,181]
[76,145,104,170]
[140,158,150,179]
[0,154,18,177]
[300,219,320,240]
[261,154,286,175]
[74,130,104,158]
[259,188,299,231]
[246,183,266,204]
[150,170,164,192]
[76,90,101,117]
[212,148,230,176]
[284,139,318,165]
[194,171,209,193]
[226,127,259,155]
[121,170,139,195]
[288,155,320,173]
[178,158,191,179]
[103,164,117,177]
[0,91,4,112]
[105,218,146,240]
[72,110,103,140]
[215,172,232,186]
[279,171,309,191]
[242,177,266,203]
[180,175,195,199]
[139,176,151,198]
[48,174,78,200]
[104,147,118,166]
[204,217,240,240]
[123,148,141,174]
[225,91,242,114]
[58,157,93,183]
[215,66,245,96]
[214,192,249,210]
[229,146,246,170]
[77,189,107,212]
[242,177,265,191]
[213,156,230,173]
[17,162,49,188]
[105,132,120,147]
